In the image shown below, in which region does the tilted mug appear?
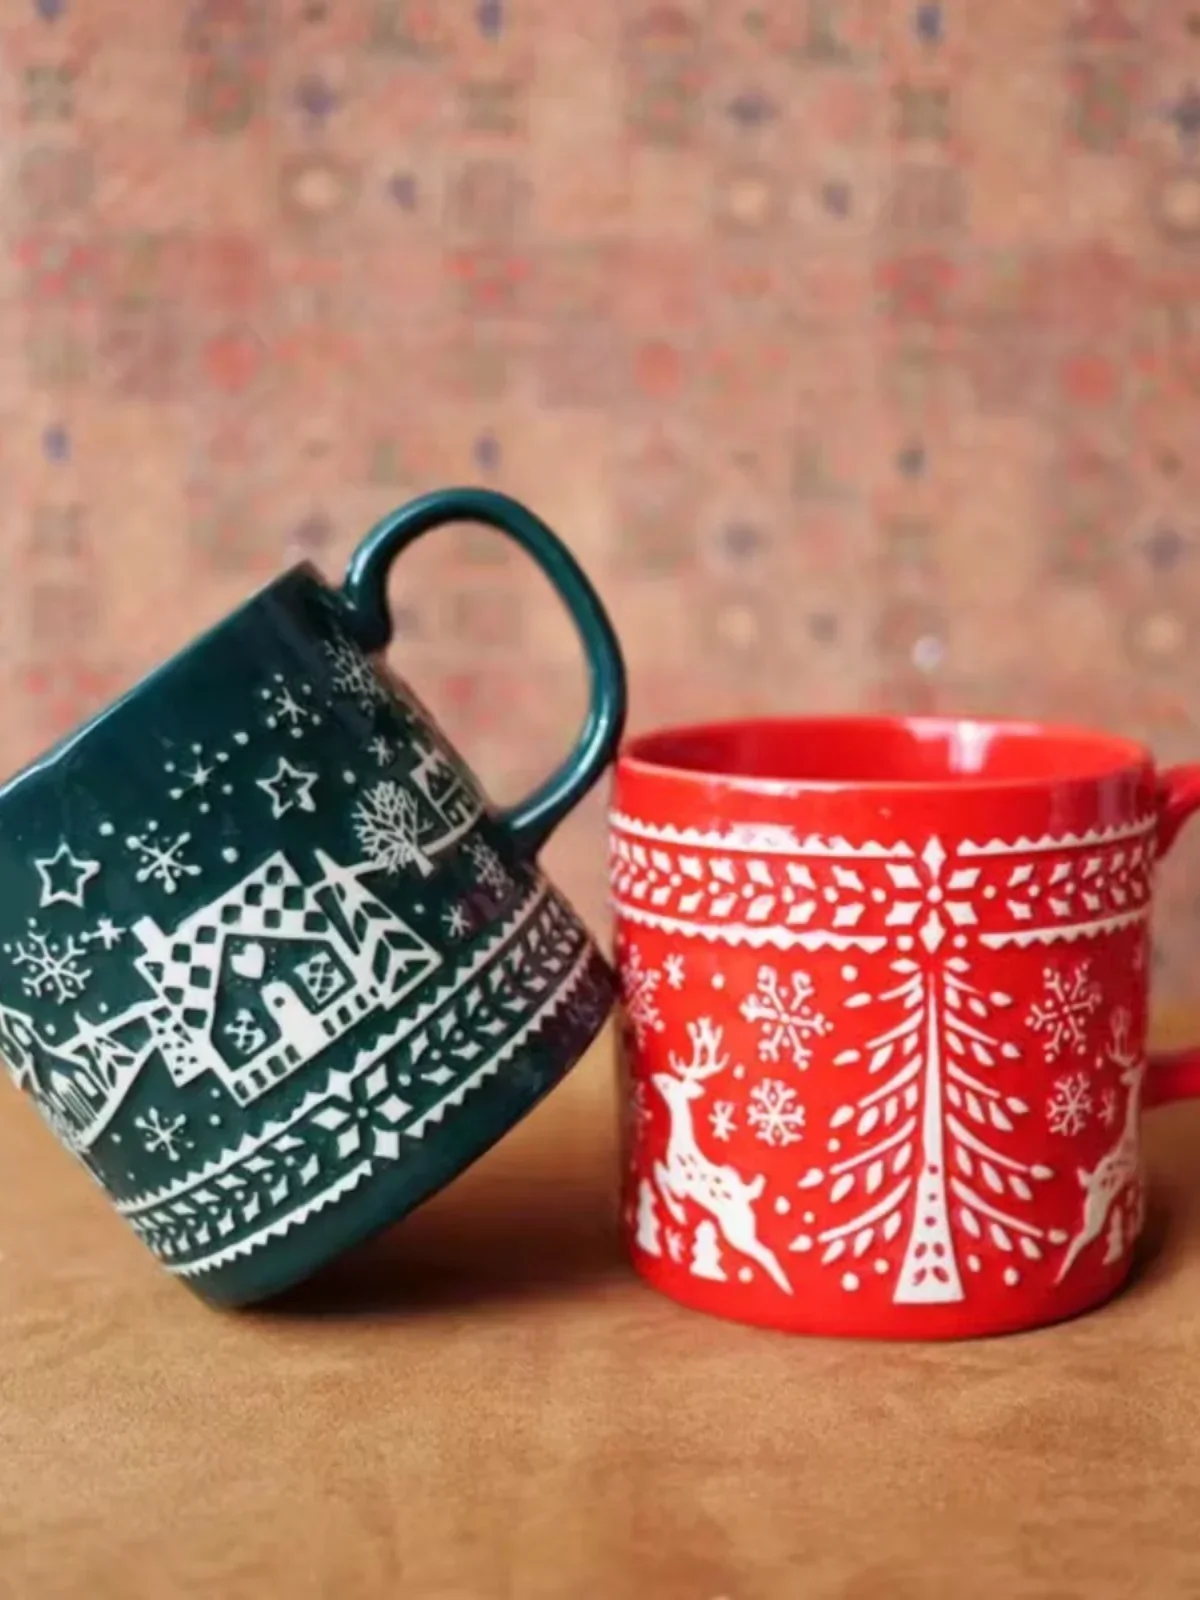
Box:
[0,488,625,1306]
[610,714,1200,1340]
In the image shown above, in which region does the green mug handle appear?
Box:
[339,487,627,860]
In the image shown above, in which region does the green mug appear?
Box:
[0,489,625,1306]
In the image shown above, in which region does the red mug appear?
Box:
[609,715,1200,1340]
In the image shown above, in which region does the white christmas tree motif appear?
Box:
[324,633,388,711]
[634,1178,662,1255]
[619,944,666,1047]
[465,836,512,897]
[740,963,831,1069]
[689,1219,728,1280]
[792,956,1062,1303]
[747,1079,806,1147]
[1028,962,1102,1060]
[709,1099,737,1141]
[664,953,686,990]
[133,1106,191,1162]
[8,928,91,1003]
[353,780,434,877]
[124,825,201,894]
[224,1008,268,1056]
[1047,1071,1093,1137]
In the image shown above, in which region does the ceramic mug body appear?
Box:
[2,490,625,1306]
[610,716,1200,1340]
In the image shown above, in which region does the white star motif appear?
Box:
[35,841,101,909]
[255,757,319,819]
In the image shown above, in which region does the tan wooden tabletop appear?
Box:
[4,1012,1200,1599]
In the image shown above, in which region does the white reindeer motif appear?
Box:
[1056,1009,1146,1284]
[651,1017,793,1295]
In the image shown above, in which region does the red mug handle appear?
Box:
[1144,765,1200,1109]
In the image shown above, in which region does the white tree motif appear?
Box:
[740,964,831,1069]
[635,1178,662,1256]
[353,780,434,877]
[689,1219,728,1280]
[1047,1071,1093,1136]
[619,944,666,1047]
[324,633,388,712]
[1028,962,1102,1060]
[134,1106,191,1162]
[793,956,1062,1303]
[747,1079,806,1147]
[8,928,91,1003]
[124,826,201,894]
[465,836,512,896]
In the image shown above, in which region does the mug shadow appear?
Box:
[253,1126,626,1321]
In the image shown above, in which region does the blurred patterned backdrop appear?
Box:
[4,0,1200,1002]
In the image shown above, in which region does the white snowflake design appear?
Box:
[1028,962,1102,1061]
[708,1100,737,1142]
[747,1078,806,1147]
[324,633,388,712]
[443,903,471,939]
[663,953,686,990]
[1047,1071,1093,1137]
[353,780,434,876]
[619,944,666,1047]
[8,927,91,1003]
[465,837,512,896]
[740,964,831,1070]
[369,735,394,766]
[258,673,321,738]
[124,825,201,895]
[134,1107,191,1163]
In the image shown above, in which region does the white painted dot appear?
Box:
[841,964,858,981]
[1028,885,1041,899]
[928,885,943,903]
[343,770,357,784]
[220,785,232,796]
[738,1266,753,1283]
[953,934,967,949]
[871,888,886,903]
[217,751,230,763]
[1003,1267,1020,1287]
[210,1115,222,1127]
[222,847,239,863]
[234,731,249,745]
[967,1254,982,1273]
[164,761,176,773]
[733,1065,745,1080]
[897,935,914,951]
[200,803,211,814]
[983,885,997,900]
[711,973,726,990]
[823,887,839,902]
[841,1272,860,1292]
[111,1133,121,1144]
[827,1137,841,1153]
[774,1196,791,1215]
[874,1258,889,1275]
[99,821,114,836]
[793,1234,813,1252]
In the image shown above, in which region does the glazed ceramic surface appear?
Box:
[610,716,1200,1340]
[0,489,625,1306]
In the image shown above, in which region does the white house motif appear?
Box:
[132,850,440,1106]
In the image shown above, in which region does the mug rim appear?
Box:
[617,713,1155,797]
[0,562,324,808]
